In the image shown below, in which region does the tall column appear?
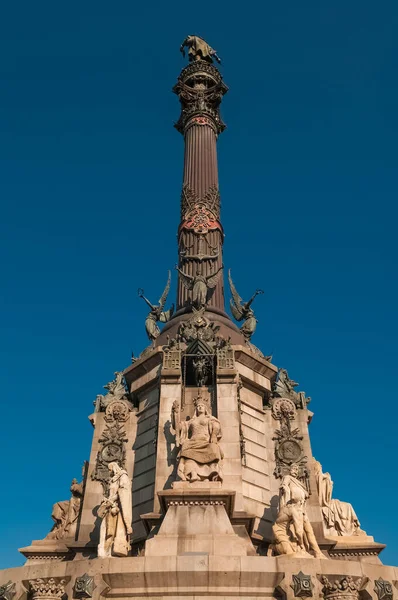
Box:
[173,60,228,313]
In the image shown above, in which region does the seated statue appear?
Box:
[314,459,365,537]
[173,392,223,483]
[46,478,83,540]
[98,462,133,557]
[272,464,324,558]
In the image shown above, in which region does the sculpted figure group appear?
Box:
[272,464,324,558]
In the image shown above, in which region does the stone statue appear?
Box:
[98,462,132,558]
[138,271,174,341]
[46,479,83,540]
[228,269,264,340]
[313,459,365,537]
[272,464,324,558]
[180,35,221,64]
[95,371,131,411]
[173,391,223,483]
[192,355,210,387]
[176,265,223,309]
[273,368,310,408]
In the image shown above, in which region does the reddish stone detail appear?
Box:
[179,205,222,235]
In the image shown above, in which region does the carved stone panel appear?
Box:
[374,579,393,600]
[291,572,313,598]
[73,575,95,600]
[0,582,16,600]
[91,422,128,490]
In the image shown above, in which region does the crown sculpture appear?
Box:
[1,34,396,600]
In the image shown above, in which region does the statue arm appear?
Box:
[138,290,155,310]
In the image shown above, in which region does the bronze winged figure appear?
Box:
[176,264,223,309]
[228,269,264,340]
[138,271,174,341]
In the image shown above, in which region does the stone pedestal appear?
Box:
[144,488,256,557]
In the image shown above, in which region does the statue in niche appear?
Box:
[228,269,264,340]
[313,459,365,537]
[272,464,324,558]
[176,264,223,309]
[171,391,223,483]
[273,368,310,408]
[98,462,132,558]
[138,270,174,341]
[46,478,83,540]
[192,354,210,387]
[180,35,221,64]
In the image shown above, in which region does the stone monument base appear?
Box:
[144,488,256,557]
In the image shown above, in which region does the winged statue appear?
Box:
[176,265,223,309]
[228,269,264,340]
[138,271,174,341]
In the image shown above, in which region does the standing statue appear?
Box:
[313,459,365,537]
[180,35,221,64]
[272,464,324,558]
[192,355,210,387]
[98,462,132,558]
[138,271,174,341]
[176,265,223,309]
[46,479,83,540]
[172,392,223,483]
[228,270,264,340]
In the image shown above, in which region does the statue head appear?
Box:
[108,462,122,476]
[289,464,300,478]
[195,401,208,415]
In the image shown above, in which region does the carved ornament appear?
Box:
[374,579,393,600]
[291,572,313,598]
[272,397,296,420]
[92,422,128,490]
[29,579,67,600]
[321,577,363,600]
[73,575,95,600]
[0,582,16,600]
[273,402,308,483]
[105,399,130,422]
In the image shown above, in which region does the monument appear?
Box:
[2,35,396,600]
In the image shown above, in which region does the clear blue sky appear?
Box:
[1,0,397,568]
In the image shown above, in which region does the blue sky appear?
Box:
[1,0,397,568]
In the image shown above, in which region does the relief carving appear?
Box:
[374,579,393,600]
[321,576,363,600]
[29,579,67,600]
[92,422,128,490]
[291,572,313,598]
[73,575,95,600]
[0,582,16,600]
